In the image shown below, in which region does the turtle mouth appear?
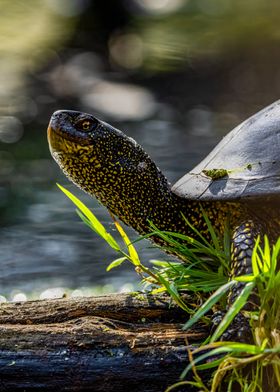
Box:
[47,124,84,145]
[47,125,69,158]
[47,113,92,155]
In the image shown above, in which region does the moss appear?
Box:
[202,168,228,180]
[130,292,146,301]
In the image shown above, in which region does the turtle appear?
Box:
[47,100,280,339]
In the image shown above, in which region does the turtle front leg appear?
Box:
[212,220,260,342]
[229,220,260,307]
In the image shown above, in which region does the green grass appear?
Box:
[58,184,280,392]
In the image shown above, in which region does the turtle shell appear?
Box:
[172,100,280,200]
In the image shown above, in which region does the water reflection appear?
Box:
[132,0,185,14]
[0,116,23,144]
[82,80,156,120]
[109,33,144,70]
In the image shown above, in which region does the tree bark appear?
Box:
[0,293,208,392]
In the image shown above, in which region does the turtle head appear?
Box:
[47,110,171,230]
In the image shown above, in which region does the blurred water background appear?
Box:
[1,0,280,300]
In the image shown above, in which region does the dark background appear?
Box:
[1,0,280,300]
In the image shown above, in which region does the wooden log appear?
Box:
[0,293,208,391]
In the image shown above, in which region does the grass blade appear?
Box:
[210,281,255,342]
[106,257,127,271]
[112,216,141,266]
[58,184,120,251]
[156,273,192,313]
[183,280,236,330]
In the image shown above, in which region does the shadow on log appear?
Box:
[0,293,208,391]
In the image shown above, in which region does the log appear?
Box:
[0,293,208,391]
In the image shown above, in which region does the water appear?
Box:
[1,0,275,299]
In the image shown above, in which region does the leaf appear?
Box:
[57,184,120,251]
[106,257,127,271]
[112,217,141,266]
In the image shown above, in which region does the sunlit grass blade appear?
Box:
[252,236,260,277]
[58,183,120,251]
[210,281,255,342]
[263,235,271,272]
[111,215,141,266]
[234,274,254,282]
[183,280,236,331]
[272,237,280,272]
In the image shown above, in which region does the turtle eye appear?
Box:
[75,118,96,132]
